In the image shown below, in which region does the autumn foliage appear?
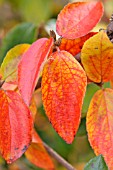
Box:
[0,0,113,169]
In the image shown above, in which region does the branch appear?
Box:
[43,142,77,170]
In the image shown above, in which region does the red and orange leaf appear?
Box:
[87,88,113,169]
[81,31,113,83]
[25,130,54,170]
[41,50,87,144]
[18,38,53,106]
[59,32,96,56]
[56,1,103,39]
[0,89,33,163]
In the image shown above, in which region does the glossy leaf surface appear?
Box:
[25,130,54,170]
[18,38,53,106]
[87,88,113,169]
[0,23,37,64]
[42,50,87,143]
[56,1,103,39]
[84,155,108,170]
[81,31,113,83]
[0,90,32,163]
[1,44,30,83]
[59,32,96,56]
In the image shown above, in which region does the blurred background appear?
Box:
[0,0,112,169]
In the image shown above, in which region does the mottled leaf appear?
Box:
[81,31,113,83]
[56,2,103,39]
[84,155,108,170]
[0,23,37,64]
[87,88,113,169]
[42,50,87,143]
[1,44,30,83]
[18,37,53,106]
[59,32,96,56]
[25,130,54,170]
[0,89,32,163]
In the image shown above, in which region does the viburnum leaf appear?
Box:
[59,32,96,56]
[0,89,32,163]
[29,97,37,121]
[0,23,37,64]
[87,88,113,169]
[18,37,53,106]
[42,50,87,143]
[84,155,108,170]
[25,130,54,170]
[81,31,113,83]
[1,44,30,84]
[56,1,103,39]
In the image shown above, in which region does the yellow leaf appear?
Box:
[1,44,30,83]
[81,31,113,83]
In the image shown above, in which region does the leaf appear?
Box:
[0,89,33,163]
[81,31,113,83]
[18,37,53,106]
[29,97,37,121]
[87,88,113,169]
[59,32,96,56]
[110,75,113,89]
[2,82,17,91]
[25,130,54,170]
[84,155,108,170]
[0,22,37,64]
[1,44,30,83]
[42,50,87,143]
[82,83,100,118]
[17,0,53,24]
[76,118,87,137]
[56,1,103,39]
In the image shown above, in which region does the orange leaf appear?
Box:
[25,130,54,170]
[87,88,113,169]
[56,1,103,39]
[42,50,87,143]
[59,32,96,56]
[29,97,37,121]
[81,31,113,83]
[0,90,32,163]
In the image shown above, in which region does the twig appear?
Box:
[43,142,76,170]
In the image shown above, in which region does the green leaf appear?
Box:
[82,83,100,118]
[0,22,37,65]
[84,155,108,170]
[16,0,53,24]
[76,118,87,137]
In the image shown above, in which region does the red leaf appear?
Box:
[0,90,32,163]
[59,32,96,56]
[87,88,113,169]
[42,50,87,143]
[25,130,54,170]
[56,2,103,39]
[18,38,53,106]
